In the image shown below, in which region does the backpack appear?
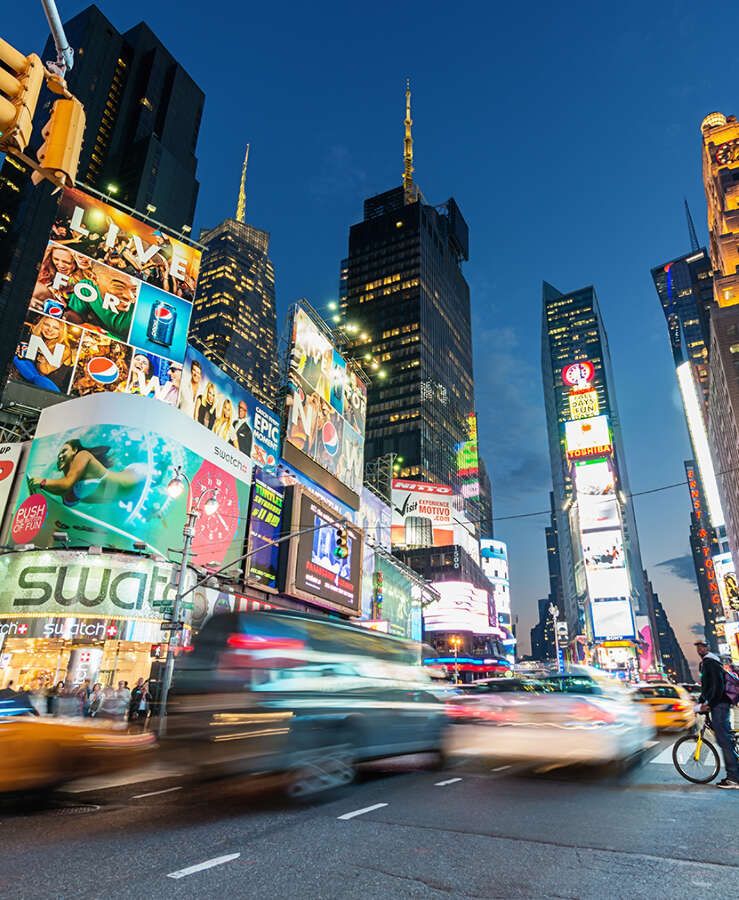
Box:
[725,669,739,706]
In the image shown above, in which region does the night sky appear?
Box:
[8,1,737,662]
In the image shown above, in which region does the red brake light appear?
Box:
[226,634,305,652]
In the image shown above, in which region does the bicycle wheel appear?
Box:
[672,734,720,784]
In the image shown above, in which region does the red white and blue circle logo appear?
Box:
[45,303,64,317]
[322,421,339,456]
[87,357,120,384]
[155,305,173,321]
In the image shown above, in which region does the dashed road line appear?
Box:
[491,765,512,772]
[337,803,389,820]
[166,853,241,879]
[434,777,462,786]
[132,786,183,800]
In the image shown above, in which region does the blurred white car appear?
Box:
[446,668,655,768]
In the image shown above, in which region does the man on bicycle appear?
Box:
[696,640,739,789]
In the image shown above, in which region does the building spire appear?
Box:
[684,197,699,252]
[236,143,249,223]
[403,78,414,203]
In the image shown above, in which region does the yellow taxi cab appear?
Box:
[0,714,155,795]
[631,682,695,731]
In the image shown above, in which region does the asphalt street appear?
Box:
[1,738,738,900]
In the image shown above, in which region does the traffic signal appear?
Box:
[0,38,44,153]
[32,96,86,187]
[334,525,348,559]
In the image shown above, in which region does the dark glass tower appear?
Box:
[340,184,473,489]
[541,282,647,649]
[0,4,203,392]
[189,219,279,407]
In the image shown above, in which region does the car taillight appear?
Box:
[670,703,687,712]
[226,634,305,651]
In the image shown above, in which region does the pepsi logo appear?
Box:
[322,421,339,456]
[46,304,64,317]
[87,357,120,384]
[154,306,173,321]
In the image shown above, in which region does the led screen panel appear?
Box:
[591,598,635,640]
[574,460,620,530]
[422,580,497,635]
[565,415,611,459]
[582,530,624,571]
[391,479,455,548]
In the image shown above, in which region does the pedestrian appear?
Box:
[696,640,739,788]
[132,680,152,727]
[117,679,131,712]
[88,683,103,717]
[129,677,148,725]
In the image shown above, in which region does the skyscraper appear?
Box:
[542,282,647,674]
[339,85,474,493]
[646,576,693,683]
[0,4,204,394]
[188,149,279,407]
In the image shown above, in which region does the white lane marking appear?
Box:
[337,803,388,820]
[132,786,183,800]
[650,746,677,765]
[491,765,512,772]
[645,740,660,749]
[166,853,241,879]
[434,777,462,786]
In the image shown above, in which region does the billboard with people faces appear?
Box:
[8,393,252,568]
[8,187,200,405]
[178,345,280,471]
[283,306,367,506]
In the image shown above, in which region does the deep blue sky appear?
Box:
[10,1,735,659]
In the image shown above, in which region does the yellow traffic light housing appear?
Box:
[0,37,44,153]
[31,96,85,187]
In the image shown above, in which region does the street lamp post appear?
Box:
[158,467,219,737]
[450,635,462,684]
[549,603,563,673]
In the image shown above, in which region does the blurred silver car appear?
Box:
[165,611,447,796]
[446,667,655,768]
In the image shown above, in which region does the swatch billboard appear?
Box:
[8,393,252,567]
[283,306,367,508]
[179,344,281,471]
[8,187,200,405]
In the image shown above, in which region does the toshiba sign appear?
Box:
[391,480,456,548]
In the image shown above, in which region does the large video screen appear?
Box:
[286,488,362,614]
[391,479,455,548]
[8,393,252,567]
[574,460,620,530]
[565,415,611,459]
[423,580,498,635]
[582,530,624,571]
[9,188,200,403]
[179,344,280,471]
[591,598,635,640]
[284,307,367,500]
[245,470,285,591]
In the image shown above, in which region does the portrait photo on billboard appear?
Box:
[10,311,85,394]
[286,487,362,614]
[591,598,635,640]
[178,345,280,468]
[127,282,192,363]
[122,350,181,405]
[574,460,620,530]
[582,530,625,571]
[30,242,138,343]
[8,393,251,567]
[51,187,200,300]
[284,306,367,496]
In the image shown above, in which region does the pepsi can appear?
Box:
[147,301,177,347]
[42,299,65,317]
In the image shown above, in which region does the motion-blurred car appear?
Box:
[164,610,447,797]
[630,682,695,731]
[446,668,655,768]
[0,711,155,795]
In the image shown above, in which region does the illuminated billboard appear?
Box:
[9,393,252,567]
[372,554,422,640]
[9,188,200,402]
[283,486,362,615]
[245,470,285,591]
[591,598,635,640]
[583,530,624,571]
[391,479,455,548]
[574,460,620,530]
[565,416,611,459]
[562,361,594,387]
[423,580,497,634]
[179,345,280,471]
[283,306,367,506]
[568,389,599,420]
[455,413,480,499]
[713,552,739,616]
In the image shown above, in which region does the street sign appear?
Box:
[152,600,173,608]
[160,621,184,632]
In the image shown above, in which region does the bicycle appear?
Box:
[672,713,739,784]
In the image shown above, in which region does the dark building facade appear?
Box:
[530,597,556,661]
[0,4,203,393]
[189,219,279,407]
[340,185,473,491]
[647,580,693,683]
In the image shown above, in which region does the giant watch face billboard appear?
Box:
[283,486,362,615]
[9,188,200,404]
[8,393,252,567]
[283,306,367,507]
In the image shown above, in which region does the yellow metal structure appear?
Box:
[31,95,86,187]
[236,143,249,223]
[0,37,44,153]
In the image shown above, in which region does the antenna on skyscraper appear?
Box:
[403,79,415,204]
[236,143,249,223]
[684,197,699,252]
